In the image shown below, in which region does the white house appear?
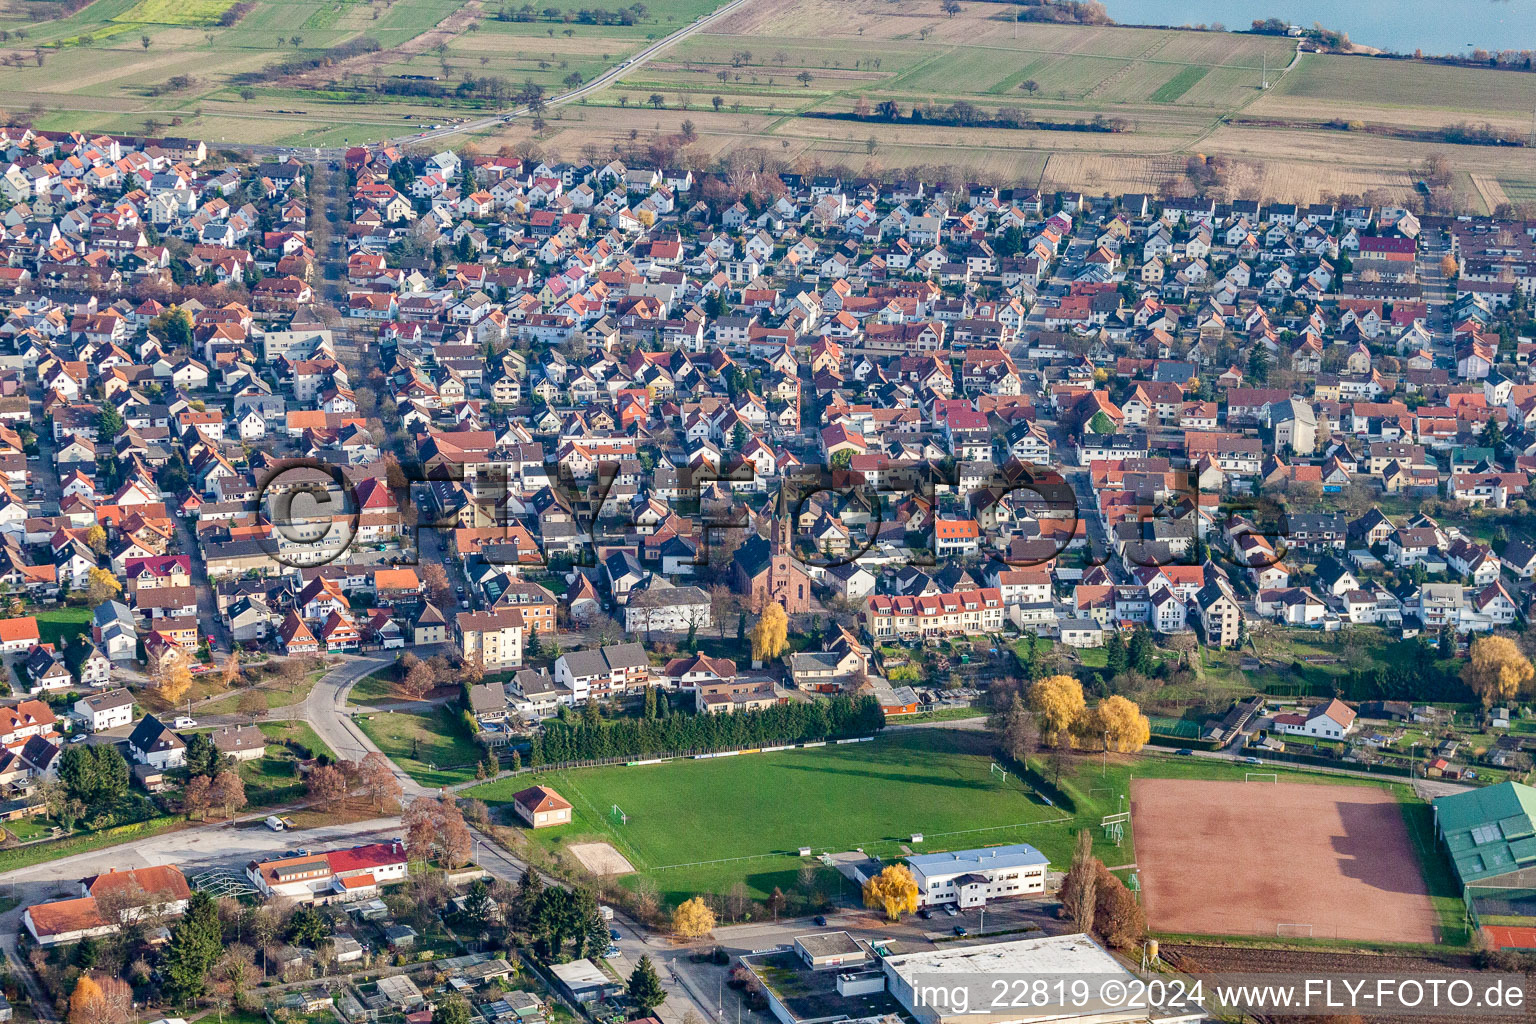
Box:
[127,714,186,768]
[246,841,408,903]
[1273,698,1357,740]
[905,843,1049,908]
[553,642,650,702]
[73,688,134,732]
[623,584,711,634]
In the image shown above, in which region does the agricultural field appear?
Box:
[0,0,736,148]
[467,728,1430,907]
[0,0,1530,204]
[469,0,1536,209]
[112,0,236,27]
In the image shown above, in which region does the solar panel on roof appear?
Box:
[1472,823,1502,845]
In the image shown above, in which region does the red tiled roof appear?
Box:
[513,785,572,814]
[327,841,407,874]
[0,616,39,644]
[26,897,106,937]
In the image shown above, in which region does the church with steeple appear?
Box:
[730,485,812,614]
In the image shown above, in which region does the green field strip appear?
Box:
[1151,63,1210,103]
[882,47,954,90]
[987,55,1051,95]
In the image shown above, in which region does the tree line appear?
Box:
[237,36,380,84]
[494,3,649,24]
[526,693,886,765]
[831,100,1126,134]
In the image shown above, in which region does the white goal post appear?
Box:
[1101,811,1130,846]
[1276,923,1314,938]
[1245,772,1280,783]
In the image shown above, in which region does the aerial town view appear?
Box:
[0,0,1533,1021]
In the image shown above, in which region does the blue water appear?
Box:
[1101,0,1536,55]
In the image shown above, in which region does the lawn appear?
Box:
[346,667,422,707]
[36,606,92,648]
[177,721,336,807]
[202,666,328,714]
[3,817,54,842]
[356,708,481,788]
[891,706,987,724]
[0,815,181,874]
[258,720,336,760]
[471,729,1074,903]
[470,730,1433,906]
[1400,801,1473,945]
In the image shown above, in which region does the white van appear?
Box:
[265,815,286,832]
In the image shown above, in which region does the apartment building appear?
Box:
[454,607,526,670]
[862,588,1005,640]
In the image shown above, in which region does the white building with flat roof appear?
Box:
[883,934,1203,1024]
[906,844,1048,908]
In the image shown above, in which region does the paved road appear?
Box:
[299,650,440,798]
[390,0,753,151]
[173,510,229,655]
[1417,227,1456,356]
[0,812,405,1006]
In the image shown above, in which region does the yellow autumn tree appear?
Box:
[221,648,242,687]
[750,601,789,663]
[1029,674,1086,746]
[861,864,920,921]
[671,896,716,939]
[70,974,129,1024]
[85,568,122,607]
[155,659,193,706]
[1462,635,1534,707]
[1093,695,1151,753]
[70,976,104,1023]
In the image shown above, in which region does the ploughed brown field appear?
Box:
[1132,778,1438,943]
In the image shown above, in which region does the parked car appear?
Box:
[943,904,959,917]
[609,929,621,941]
[918,909,931,919]
[173,717,197,729]
[1242,756,1263,765]
[1174,748,1194,756]
[953,925,967,936]
[813,915,827,927]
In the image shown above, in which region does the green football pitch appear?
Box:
[469,730,1086,901]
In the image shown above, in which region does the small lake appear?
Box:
[1100,0,1536,56]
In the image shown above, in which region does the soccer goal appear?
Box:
[1102,811,1130,846]
[611,804,629,825]
[1245,772,1280,783]
[1276,923,1314,938]
[990,762,1009,780]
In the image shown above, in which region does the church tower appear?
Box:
[769,483,792,552]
